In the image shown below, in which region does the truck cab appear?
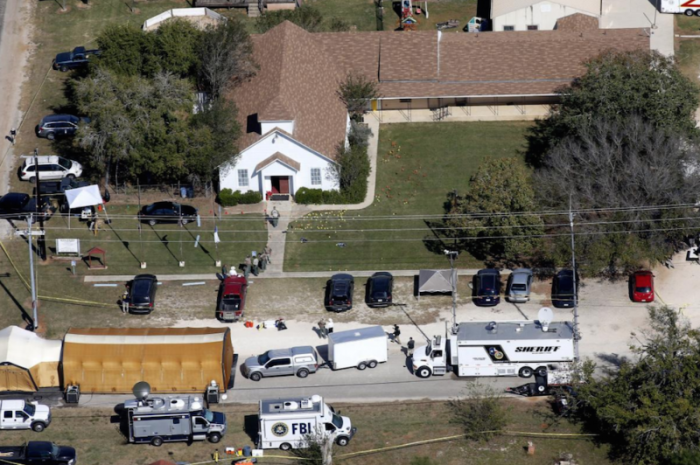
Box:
[0,400,51,432]
[412,335,450,378]
[0,442,76,465]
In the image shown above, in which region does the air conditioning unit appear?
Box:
[65,385,80,404]
[206,384,220,404]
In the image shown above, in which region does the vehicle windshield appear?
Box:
[223,294,241,308]
[258,352,271,365]
[511,284,526,291]
[23,404,36,416]
[331,413,343,429]
[636,286,652,293]
[203,409,214,422]
[58,157,72,169]
[52,444,60,458]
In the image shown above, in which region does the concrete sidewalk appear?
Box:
[84,268,508,283]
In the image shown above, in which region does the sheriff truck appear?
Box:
[411,317,575,379]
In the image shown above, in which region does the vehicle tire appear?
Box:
[357,362,367,370]
[47,132,55,140]
[297,368,309,378]
[208,433,222,444]
[151,437,163,447]
[519,366,534,378]
[280,443,292,451]
[31,422,45,432]
[416,366,432,378]
[181,218,189,225]
[60,65,68,72]
[148,219,157,226]
[686,9,695,16]
[250,372,262,382]
[336,436,350,447]
[368,360,378,369]
[28,177,36,184]
[696,9,700,16]
[536,366,548,377]
[67,174,76,180]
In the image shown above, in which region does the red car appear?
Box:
[216,275,247,322]
[631,271,654,303]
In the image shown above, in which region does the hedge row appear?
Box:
[217,189,263,207]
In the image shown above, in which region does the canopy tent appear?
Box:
[62,327,234,394]
[64,185,106,229]
[0,326,62,391]
[417,269,457,299]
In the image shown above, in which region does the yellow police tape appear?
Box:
[0,240,113,308]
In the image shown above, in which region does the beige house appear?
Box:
[491,0,601,31]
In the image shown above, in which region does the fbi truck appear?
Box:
[258,395,356,451]
[123,382,227,447]
[412,310,575,379]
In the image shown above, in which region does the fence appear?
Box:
[110,183,206,199]
[142,8,226,31]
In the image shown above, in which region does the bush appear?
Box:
[294,188,349,205]
[217,189,262,206]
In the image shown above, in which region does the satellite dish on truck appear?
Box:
[133,381,151,402]
[538,307,554,332]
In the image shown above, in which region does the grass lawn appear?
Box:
[676,13,700,35]
[677,39,700,86]
[284,121,532,272]
[0,399,611,465]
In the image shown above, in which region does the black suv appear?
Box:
[127,274,158,314]
[552,269,578,308]
[366,272,393,308]
[0,193,52,221]
[35,115,89,140]
[473,269,501,306]
[326,273,354,312]
[53,46,100,72]
[139,201,198,226]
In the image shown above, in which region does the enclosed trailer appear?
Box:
[327,326,388,370]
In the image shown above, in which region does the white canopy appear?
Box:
[417,269,456,298]
[0,326,62,369]
[65,185,102,209]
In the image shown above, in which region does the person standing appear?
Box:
[213,449,219,463]
[259,251,267,271]
[265,245,272,264]
[318,318,327,339]
[252,256,259,276]
[407,337,415,356]
[244,255,251,279]
[327,318,334,334]
[121,286,129,314]
[229,264,237,277]
[271,207,280,228]
[392,324,402,345]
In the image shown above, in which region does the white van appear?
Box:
[258,395,355,451]
[0,400,51,432]
[661,0,700,16]
[20,156,83,183]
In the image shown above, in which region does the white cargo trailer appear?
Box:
[660,0,700,16]
[327,325,388,370]
[411,319,575,379]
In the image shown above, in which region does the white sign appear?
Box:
[56,239,80,255]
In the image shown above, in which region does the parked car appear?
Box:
[242,346,319,381]
[139,201,198,226]
[216,275,247,322]
[631,270,655,303]
[20,155,83,183]
[473,269,501,306]
[126,274,158,314]
[552,269,578,308]
[0,441,76,465]
[53,46,100,72]
[366,272,393,308]
[0,400,51,432]
[506,268,533,303]
[35,115,89,140]
[36,178,89,196]
[0,193,52,221]
[326,273,354,312]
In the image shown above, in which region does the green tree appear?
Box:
[441,158,544,262]
[670,450,700,465]
[576,306,700,464]
[330,143,370,203]
[151,19,203,78]
[255,5,325,33]
[338,71,381,119]
[199,18,257,98]
[291,427,333,465]
[527,50,700,166]
[96,24,155,77]
[449,382,507,442]
[328,17,351,32]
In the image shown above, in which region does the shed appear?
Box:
[0,326,62,391]
[417,269,456,299]
[61,327,235,394]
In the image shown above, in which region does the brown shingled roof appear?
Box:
[255,152,301,172]
[555,13,600,32]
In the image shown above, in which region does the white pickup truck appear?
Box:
[0,400,51,432]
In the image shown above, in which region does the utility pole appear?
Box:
[34,149,45,261]
[27,214,38,331]
[569,196,580,361]
[445,249,459,335]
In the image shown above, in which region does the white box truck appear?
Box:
[0,400,51,432]
[258,395,356,451]
[328,326,388,370]
[661,0,700,16]
[411,319,575,379]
